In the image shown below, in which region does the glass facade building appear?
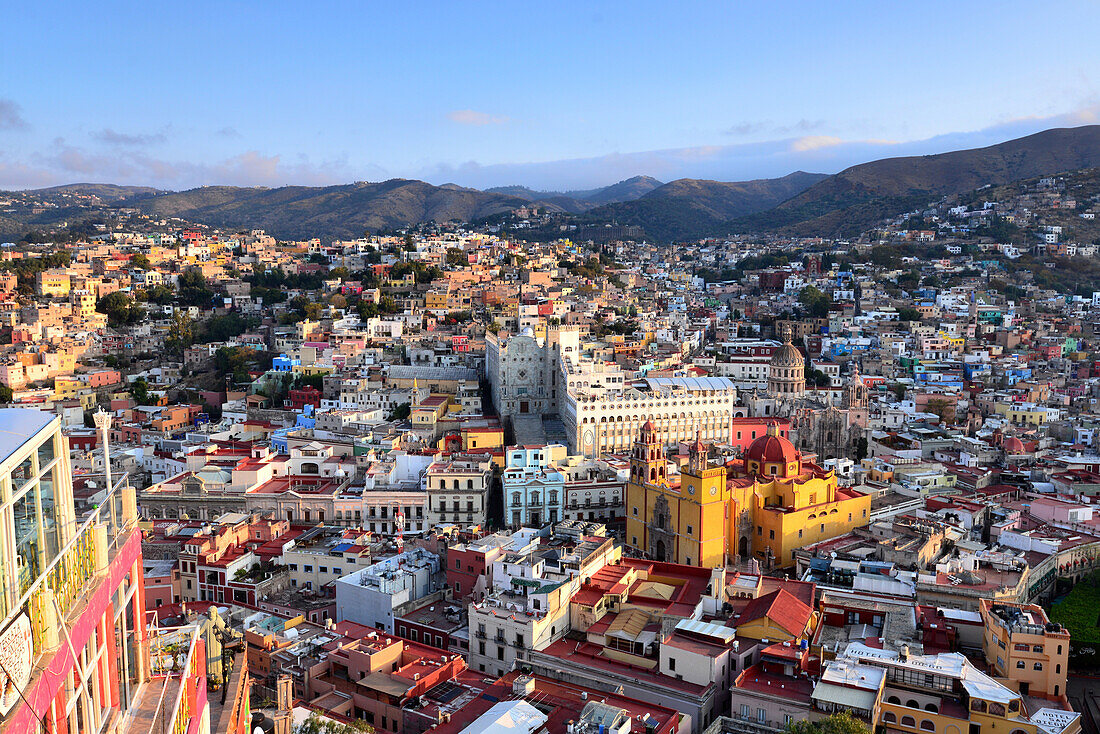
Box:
[0,409,209,734]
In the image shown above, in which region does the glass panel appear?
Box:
[13,489,42,594]
[38,467,60,564]
[10,456,33,491]
[37,438,54,470]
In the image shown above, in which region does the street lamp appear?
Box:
[93,409,118,529]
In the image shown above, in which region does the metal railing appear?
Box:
[14,472,137,652]
[145,623,204,734]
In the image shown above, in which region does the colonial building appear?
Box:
[503,444,567,527]
[485,326,580,416]
[626,421,871,569]
[743,331,871,461]
[562,376,740,456]
[425,452,494,529]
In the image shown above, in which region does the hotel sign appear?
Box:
[0,614,33,715]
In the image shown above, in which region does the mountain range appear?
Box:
[5,124,1100,242]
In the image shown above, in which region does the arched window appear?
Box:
[907,701,919,710]
[924,704,938,713]
[887,696,900,705]
[920,721,935,732]
[467,479,474,489]
[884,713,897,724]
[902,717,916,728]
[453,479,459,490]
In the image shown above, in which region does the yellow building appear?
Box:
[54,376,85,400]
[994,402,1048,426]
[35,269,71,297]
[981,599,1070,699]
[625,422,871,569]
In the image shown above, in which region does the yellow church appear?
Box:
[625,420,871,569]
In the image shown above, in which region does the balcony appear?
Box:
[126,621,207,734]
[18,473,139,655]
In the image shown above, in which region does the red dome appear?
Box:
[1003,436,1026,454]
[745,433,799,466]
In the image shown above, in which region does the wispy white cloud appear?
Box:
[447,109,509,126]
[5,138,359,190]
[724,119,824,137]
[789,135,844,152]
[1,104,1098,192]
[92,128,167,146]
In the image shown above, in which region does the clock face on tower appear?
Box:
[688,486,695,495]
[710,487,717,496]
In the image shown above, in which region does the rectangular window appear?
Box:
[769,529,775,540]
[668,658,676,671]
[686,525,693,536]
[757,709,766,724]
[740,705,750,719]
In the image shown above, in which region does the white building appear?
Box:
[561,376,739,455]
[425,452,494,529]
[334,548,441,632]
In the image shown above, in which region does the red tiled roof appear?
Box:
[737,588,813,637]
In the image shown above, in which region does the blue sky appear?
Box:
[2,1,1099,190]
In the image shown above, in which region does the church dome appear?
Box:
[745,432,799,466]
[1003,436,1026,454]
[770,333,805,369]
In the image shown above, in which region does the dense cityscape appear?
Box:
[3,160,1100,734]
[6,4,1100,734]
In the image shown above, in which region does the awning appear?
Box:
[811,682,877,711]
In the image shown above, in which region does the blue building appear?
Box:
[272,354,301,372]
[503,444,567,528]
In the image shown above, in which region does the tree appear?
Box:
[445,248,466,266]
[145,284,175,305]
[130,253,150,269]
[130,378,151,405]
[200,312,253,343]
[96,291,144,326]
[293,711,373,734]
[0,385,12,404]
[926,397,956,424]
[166,311,194,357]
[177,270,214,307]
[785,712,869,734]
[387,402,411,421]
[896,307,922,322]
[798,285,832,318]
